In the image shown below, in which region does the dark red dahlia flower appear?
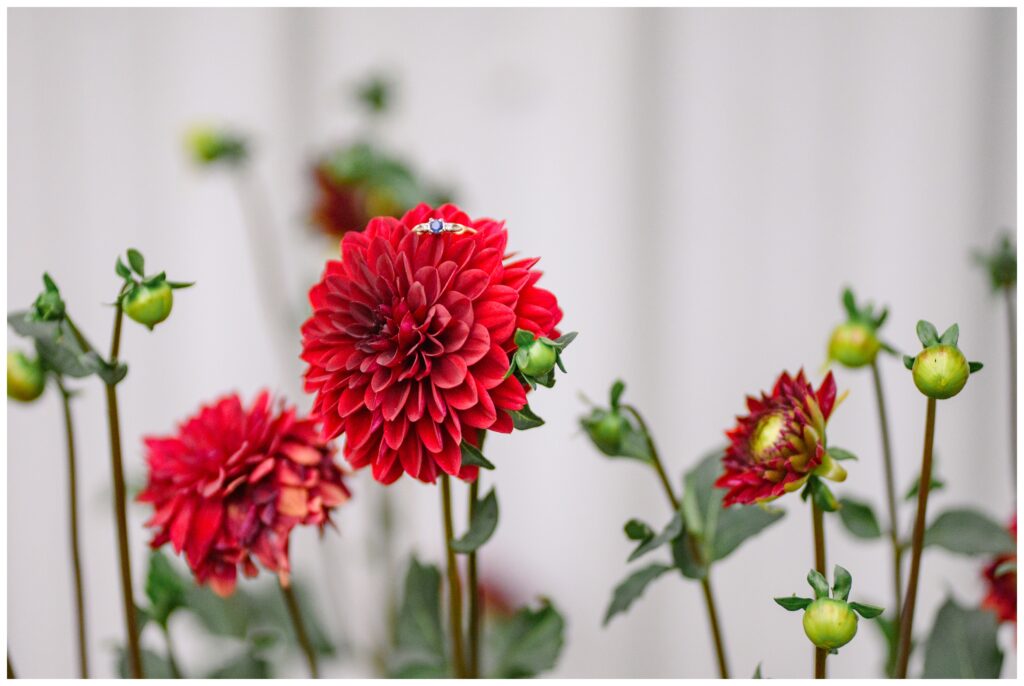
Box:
[138,391,350,597]
[716,370,847,507]
[982,516,1017,624]
[310,163,398,239]
[301,203,563,484]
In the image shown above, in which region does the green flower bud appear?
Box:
[185,126,248,166]
[7,351,45,402]
[520,339,558,377]
[827,321,881,368]
[123,282,174,329]
[802,598,858,650]
[912,344,969,400]
[587,411,628,454]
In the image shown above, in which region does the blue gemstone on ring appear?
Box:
[429,218,444,234]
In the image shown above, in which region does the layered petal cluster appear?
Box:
[139,391,350,596]
[717,371,844,506]
[301,203,562,484]
[982,516,1017,624]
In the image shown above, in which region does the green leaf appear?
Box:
[841,288,858,318]
[628,511,683,562]
[904,474,945,501]
[671,531,707,580]
[924,509,1015,556]
[827,446,857,461]
[832,565,852,601]
[837,497,882,539]
[127,248,146,276]
[624,519,654,542]
[390,557,447,677]
[451,489,499,553]
[806,477,838,512]
[509,405,544,430]
[922,597,1003,678]
[115,647,177,679]
[551,331,578,349]
[939,323,959,346]
[711,504,785,562]
[849,602,884,619]
[681,450,722,542]
[144,551,187,627]
[206,648,271,678]
[167,281,195,290]
[903,354,916,370]
[807,569,830,599]
[969,361,984,373]
[460,442,494,470]
[489,601,566,678]
[874,615,905,678]
[916,320,939,347]
[753,662,764,678]
[115,257,133,280]
[603,563,673,625]
[609,380,625,410]
[774,596,813,611]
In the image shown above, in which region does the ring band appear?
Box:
[412,218,477,236]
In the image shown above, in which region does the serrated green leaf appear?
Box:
[127,248,145,276]
[774,595,813,611]
[924,509,1015,556]
[628,511,683,562]
[603,564,673,625]
[489,601,566,678]
[849,601,883,619]
[671,531,707,580]
[460,442,494,470]
[509,404,544,430]
[916,320,939,347]
[832,565,852,601]
[837,497,882,539]
[922,597,1003,678]
[115,647,177,679]
[451,489,498,554]
[711,504,784,562]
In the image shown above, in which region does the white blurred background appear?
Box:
[7,7,1017,679]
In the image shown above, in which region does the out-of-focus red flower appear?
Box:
[301,203,562,484]
[716,371,846,507]
[982,516,1017,625]
[139,391,350,597]
[310,164,402,240]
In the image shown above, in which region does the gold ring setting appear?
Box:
[412,218,476,236]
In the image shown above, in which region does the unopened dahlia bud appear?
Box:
[508,328,577,389]
[7,350,45,402]
[903,321,982,400]
[123,282,173,330]
[185,126,248,166]
[828,322,881,369]
[31,273,65,322]
[584,410,628,454]
[775,565,883,655]
[520,339,558,377]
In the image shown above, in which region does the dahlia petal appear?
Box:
[278,487,309,517]
[453,269,490,300]
[209,569,238,598]
[444,375,479,410]
[435,438,462,476]
[186,498,223,568]
[398,441,422,477]
[475,301,516,343]
[432,355,469,389]
[383,417,409,450]
[382,382,411,421]
[416,420,444,453]
[170,498,195,553]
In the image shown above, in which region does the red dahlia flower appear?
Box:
[717,370,847,506]
[139,391,350,596]
[301,203,563,484]
[982,516,1017,624]
[310,163,400,239]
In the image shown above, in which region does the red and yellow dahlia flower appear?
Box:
[982,516,1017,625]
[717,370,846,507]
[301,203,563,484]
[139,391,350,596]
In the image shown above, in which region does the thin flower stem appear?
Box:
[1006,287,1016,484]
[811,502,827,679]
[57,379,89,678]
[895,397,937,679]
[7,654,14,679]
[870,360,903,632]
[161,624,183,679]
[467,478,480,679]
[621,404,730,679]
[281,582,319,678]
[103,303,143,678]
[441,475,467,678]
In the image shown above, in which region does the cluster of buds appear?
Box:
[115,249,193,330]
[903,321,982,400]
[775,565,883,653]
[827,288,893,369]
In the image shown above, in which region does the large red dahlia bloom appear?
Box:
[982,516,1017,624]
[301,203,563,484]
[139,391,350,596]
[716,370,846,507]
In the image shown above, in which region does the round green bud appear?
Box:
[123,282,174,329]
[912,344,969,399]
[828,321,881,368]
[802,598,858,650]
[7,351,45,403]
[520,339,558,377]
[589,411,627,454]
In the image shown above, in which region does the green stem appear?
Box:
[281,582,319,678]
[895,397,937,678]
[57,379,89,678]
[467,478,480,679]
[870,360,903,633]
[621,404,730,679]
[161,624,183,679]
[1006,287,1016,484]
[104,303,143,678]
[441,475,467,678]
[812,502,827,679]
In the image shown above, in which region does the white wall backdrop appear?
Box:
[7,8,1016,678]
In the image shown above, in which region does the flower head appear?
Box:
[301,203,563,484]
[139,391,350,596]
[717,370,846,506]
[982,516,1017,624]
[903,321,982,400]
